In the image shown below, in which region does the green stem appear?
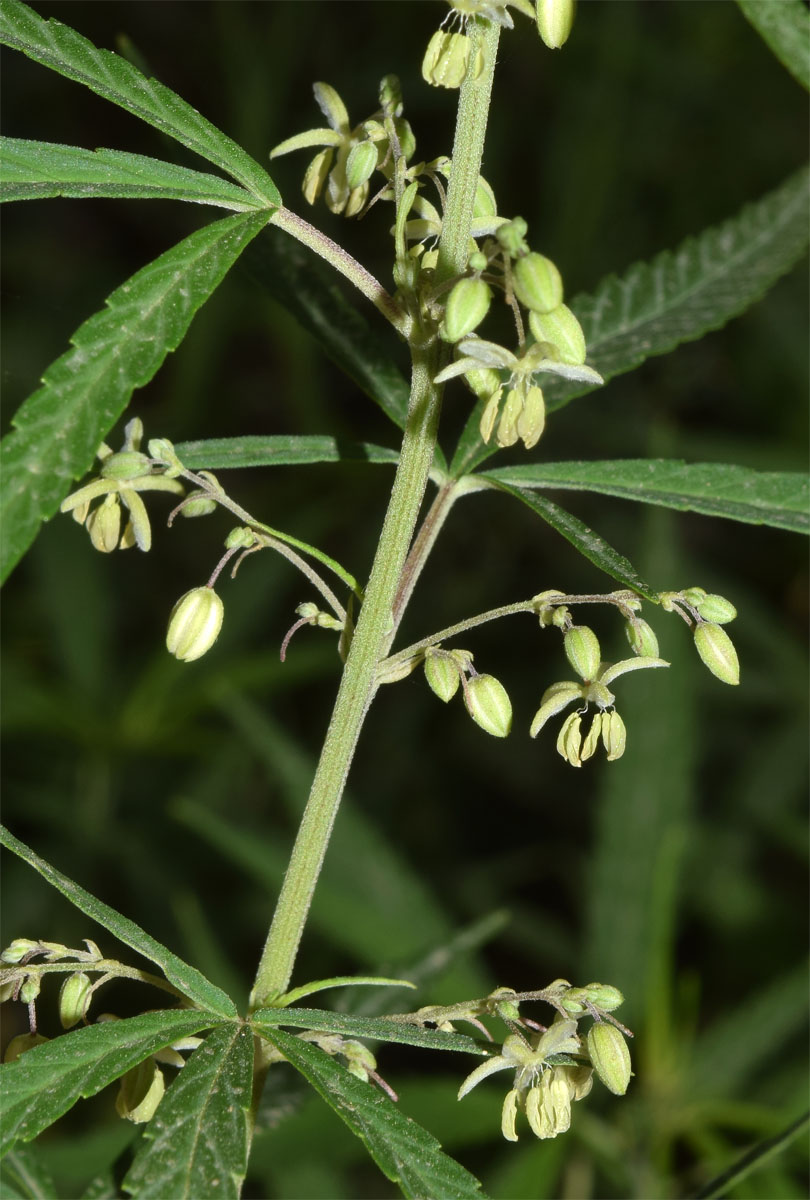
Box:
[248,14,501,1015]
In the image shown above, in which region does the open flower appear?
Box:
[60,419,183,553]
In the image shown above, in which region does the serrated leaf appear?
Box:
[0,138,262,211]
[257,1027,488,1200]
[0,1011,224,1158]
[736,0,810,91]
[0,825,237,1018]
[450,167,810,475]
[252,1008,487,1058]
[174,434,401,471]
[0,1145,56,1198]
[483,481,655,598]
[479,460,809,533]
[0,208,269,584]
[242,231,417,437]
[0,1,279,207]
[122,1024,253,1200]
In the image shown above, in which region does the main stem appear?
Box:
[249,17,501,1012]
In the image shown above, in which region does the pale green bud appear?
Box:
[115,1058,165,1123]
[464,674,512,737]
[580,711,602,761]
[556,710,582,766]
[422,30,482,89]
[533,590,566,627]
[512,252,563,314]
[1,938,38,964]
[587,1022,631,1095]
[19,976,41,1004]
[148,437,184,477]
[564,625,601,681]
[694,622,740,685]
[225,526,257,550]
[392,117,416,163]
[536,0,576,49]
[424,649,461,703]
[86,494,121,553]
[467,250,489,273]
[601,710,626,761]
[4,1033,49,1062]
[479,390,502,443]
[462,366,502,401]
[694,593,737,624]
[680,586,707,606]
[584,983,624,1012]
[345,141,378,191]
[528,304,585,365]
[59,971,93,1029]
[501,1089,519,1142]
[166,587,224,663]
[516,384,545,449]
[100,451,152,481]
[441,277,492,343]
[495,216,528,257]
[180,494,218,518]
[625,618,660,658]
[496,387,523,448]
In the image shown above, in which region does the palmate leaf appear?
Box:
[480,460,809,534]
[0,1011,225,1158]
[175,434,401,471]
[0,138,262,211]
[450,166,810,476]
[483,481,656,598]
[0,0,280,207]
[257,1027,488,1200]
[122,1024,253,1200]
[736,0,810,91]
[0,208,269,584]
[0,825,237,1018]
[252,1007,487,1058]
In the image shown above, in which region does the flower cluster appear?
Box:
[423,645,512,738]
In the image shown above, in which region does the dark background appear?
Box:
[2,3,807,1197]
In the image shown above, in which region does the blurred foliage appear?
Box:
[1,2,807,1197]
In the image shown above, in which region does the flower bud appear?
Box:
[180,494,218,518]
[19,975,41,1004]
[441,277,492,343]
[533,590,566,626]
[680,586,707,606]
[345,141,378,191]
[528,305,586,365]
[4,1033,49,1062]
[625,618,659,658]
[512,253,563,314]
[601,710,627,761]
[516,385,546,449]
[464,674,512,737]
[583,983,624,1012]
[225,526,257,550]
[693,622,740,686]
[166,587,224,663]
[59,971,93,1029]
[463,366,502,401]
[694,593,737,624]
[1,938,38,964]
[564,625,601,681]
[115,1059,165,1124]
[86,494,121,553]
[587,1022,631,1095]
[536,0,576,49]
[100,451,152,481]
[495,216,528,257]
[424,649,461,703]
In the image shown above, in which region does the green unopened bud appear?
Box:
[536,0,576,49]
[345,141,378,191]
[625,618,659,658]
[100,451,152,481]
[441,277,492,342]
[564,625,601,681]
[180,494,218,518]
[516,384,546,449]
[528,305,585,365]
[115,1059,165,1124]
[556,711,582,766]
[680,586,707,606]
[512,252,563,314]
[601,710,626,761]
[422,30,482,89]
[4,1033,49,1062]
[694,593,737,624]
[495,216,528,257]
[464,674,512,737]
[533,590,566,626]
[694,622,740,685]
[1,939,38,964]
[86,494,121,553]
[166,587,224,663]
[583,983,624,1012]
[424,649,462,703]
[58,971,93,1029]
[148,437,184,477]
[19,976,41,1004]
[587,1022,631,1095]
[224,526,257,550]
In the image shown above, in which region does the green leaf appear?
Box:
[0,138,263,211]
[256,1027,488,1200]
[0,1,279,207]
[0,208,269,584]
[122,1024,253,1200]
[736,0,810,91]
[174,434,401,471]
[479,460,809,534]
[242,231,415,436]
[450,166,810,475]
[0,825,237,1018]
[252,1008,487,1058]
[482,481,656,598]
[0,1145,56,1199]
[693,1110,810,1200]
[0,1010,224,1158]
